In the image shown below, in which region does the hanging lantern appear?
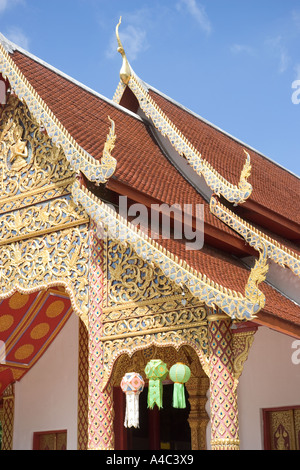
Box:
[169,363,191,409]
[144,359,168,409]
[120,372,145,428]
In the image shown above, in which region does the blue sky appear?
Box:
[1,0,300,177]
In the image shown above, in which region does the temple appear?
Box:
[0,21,299,451]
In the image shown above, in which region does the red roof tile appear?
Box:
[10,51,242,244]
[7,50,300,334]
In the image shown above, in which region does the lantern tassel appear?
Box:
[173,382,186,409]
[148,379,163,409]
[124,392,140,428]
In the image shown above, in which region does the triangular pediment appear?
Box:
[0,93,75,209]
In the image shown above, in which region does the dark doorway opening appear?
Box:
[114,383,191,450]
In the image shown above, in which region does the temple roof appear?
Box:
[1,34,300,337]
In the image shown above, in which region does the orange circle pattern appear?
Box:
[8,293,30,310]
[14,344,34,361]
[46,300,65,318]
[30,323,50,340]
[0,314,14,333]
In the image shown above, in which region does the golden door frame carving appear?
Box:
[100,236,211,389]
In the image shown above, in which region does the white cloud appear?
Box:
[230,44,255,56]
[106,9,151,62]
[265,35,290,74]
[6,27,30,50]
[176,0,211,35]
[292,9,300,29]
[0,0,9,13]
[107,24,147,62]
[0,0,24,14]
[295,64,300,80]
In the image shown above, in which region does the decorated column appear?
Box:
[1,384,14,450]
[207,313,239,450]
[186,376,210,450]
[87,222,114,450]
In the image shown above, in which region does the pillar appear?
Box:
[186,376,210,450]
[207,313,239,450]
[88,223,114,450]
[1,384,14,450]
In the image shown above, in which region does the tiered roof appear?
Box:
[1,31,300,337]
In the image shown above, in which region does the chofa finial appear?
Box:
[116,16,131,85]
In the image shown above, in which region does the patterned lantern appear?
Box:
[169,363,191,409]
[145,359,168,409]
[120,372,145,428]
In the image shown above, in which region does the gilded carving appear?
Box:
[232,330,256,384]
[72,180,264,320]
[0,94,75,209]
[210,196,300,278]
[128,75,252,205]
[0,225,90,325]
[0,43,117,184]
[115,20,252,204]
[106,239,182,305]
[244,245,269,310]
[0,196,89,245]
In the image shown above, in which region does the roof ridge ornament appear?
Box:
[116,17,131,85]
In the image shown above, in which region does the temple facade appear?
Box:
[0,23,299,451]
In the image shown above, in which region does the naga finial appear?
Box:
[116,16,131,85]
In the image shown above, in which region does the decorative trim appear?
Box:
[211,438,240,450]
[208,317,240,450]
[77,319,89,450]
[71,180,265,320]
[0,224,90,326]
[210,196,300,278]
[112,79,127,104]
[87,222,114,450]
[127,73,252,205]
[115,20,251,204]
[0,44,117,184]
[1,384,14,450]
[232,330,256,384]
[0,179,74,215]
[0,195,89,245]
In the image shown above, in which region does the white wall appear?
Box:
[12,318,300,450]
[205,326,300,450]
[238,326,300,450]
[13,313,79,450]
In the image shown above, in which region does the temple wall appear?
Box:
[13,313,79,450]
[238,326,300,450]
[10,316,300,450]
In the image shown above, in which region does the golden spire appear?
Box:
[116,16,131,85]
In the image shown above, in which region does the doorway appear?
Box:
[114,383,191,451]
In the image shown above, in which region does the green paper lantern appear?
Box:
[169,363,191,409]
[145,359,168,409]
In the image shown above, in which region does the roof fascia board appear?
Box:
[0,33,143,124]
[210,196,300,279]
[255,313,300,339]
[145,82,300,181]
[127,72,253,205]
